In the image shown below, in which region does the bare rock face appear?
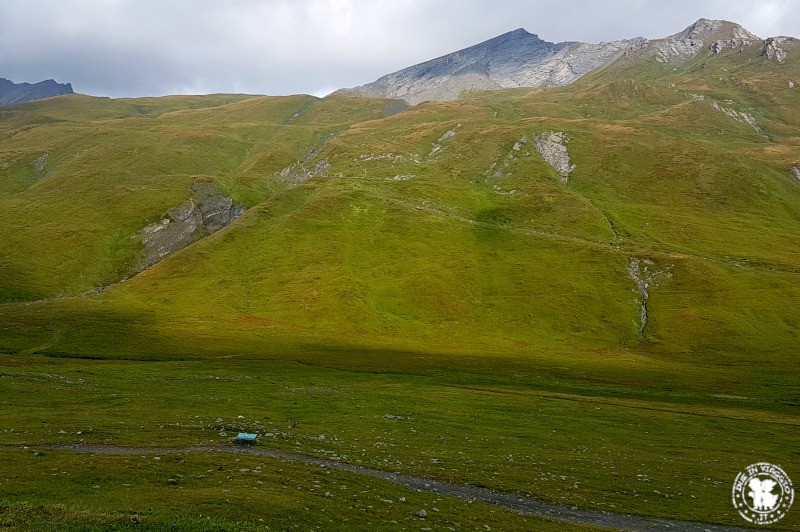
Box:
[668,18,756,41]
[342,29,640,105]
[533,132,575,184]
[641,18,759,63]
[793,165,800,182]
[139,183,244,270]
[762,37,792,63]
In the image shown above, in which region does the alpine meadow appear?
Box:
[0,17,799,532]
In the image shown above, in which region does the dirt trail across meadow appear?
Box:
[35,443,753,532]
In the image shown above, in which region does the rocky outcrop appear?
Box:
[138,183,244,270]
[709,100,765,135]
[533,132,575,183]
[793,165,800,182]
[638,18,759,63]
[0,78,73,106]
[668,18,757,41]
[710,38,757,54]
[762,37,792,63]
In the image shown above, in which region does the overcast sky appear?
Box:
[0,0,797,98]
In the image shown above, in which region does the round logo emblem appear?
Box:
[732,462,794,525]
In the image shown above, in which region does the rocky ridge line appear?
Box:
[0,78,73,106]
[341,18,796,105]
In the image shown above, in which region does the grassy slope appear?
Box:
[0,44,799,530]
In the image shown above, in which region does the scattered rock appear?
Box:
[437,128,458,142]
[486,135,531,178]
[168,478,177,485]
[417,509,428,519]
[428,125,461,157]
[790,80,795,89]
[324,491,333,498]
[358,153,406,163]
[710,100,765,135]
[277,159,331,183]
[533,132,575,183]
[793,165,800,182]
[32,153,48,174]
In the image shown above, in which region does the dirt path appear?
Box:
[39,444,750,532]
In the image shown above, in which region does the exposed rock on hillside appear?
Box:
[0,78,73,106]
[634,18,759,63]
[762,37,793,63]
[793,165,800,182]
[709,100,764,135]
[627,259,672,337]
[486,135,531,179]
[139,183,244,270]
[32,153,49,175]
[668,18,756,41]
[533,132,575,183]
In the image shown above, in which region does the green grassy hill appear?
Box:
[0,42,798,530]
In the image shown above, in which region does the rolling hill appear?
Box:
[0,19,798,531]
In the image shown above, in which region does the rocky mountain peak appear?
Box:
[669,18,758,41]
[342,18,780,105]
[341,28,632,104]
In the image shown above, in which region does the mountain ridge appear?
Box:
[0,77,74,106]
[341,18,790,104]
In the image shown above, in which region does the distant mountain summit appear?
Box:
[0,78,74,106]
[342,18,784,104]
[342,28,638,105]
